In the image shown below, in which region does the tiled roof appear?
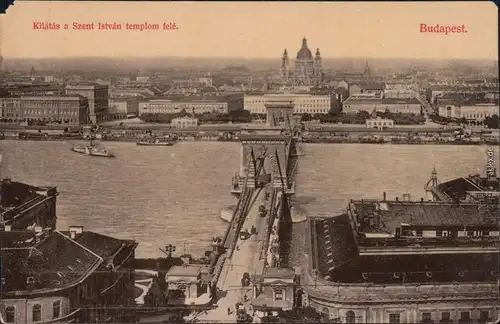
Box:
[1,230,136,295]
[1,231,101,295]
[263,267,295,279]
[433,177,483,202]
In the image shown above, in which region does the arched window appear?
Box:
[53,300,61,318]
[346,311,356,323]
[32,304,42,322]
[5,306,15,323]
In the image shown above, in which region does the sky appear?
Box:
[0,1,498,59]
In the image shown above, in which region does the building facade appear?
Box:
[280,38,322,85]
[438,103,499,122]
[343,97,422,114]
[108,97,140,120]
[366,117,394,129]
[171,117,198,128]
[244,94,331,115]
[65,84,109,124]
[140,95,243,115]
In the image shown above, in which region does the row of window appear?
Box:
[413,229,495,237]
[340,310,491,324]
[4,300,62,323]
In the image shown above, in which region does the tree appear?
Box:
[484,115,499,129]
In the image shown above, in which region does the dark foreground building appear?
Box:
[0,226,138,323]
[0,178,58,231]
[303,198,499,323]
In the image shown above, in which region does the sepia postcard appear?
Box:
[0,1,499,323]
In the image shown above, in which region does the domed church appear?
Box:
[279,37,323,85]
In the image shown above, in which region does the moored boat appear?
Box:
[136,138,176,146]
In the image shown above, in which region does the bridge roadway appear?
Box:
[197,185,273,322]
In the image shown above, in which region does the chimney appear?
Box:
[4,224,11,232]
[383,192,387,201]
[395,197,399,202]
[69,226,84,239]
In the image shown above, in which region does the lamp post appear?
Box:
[165,244,176,258]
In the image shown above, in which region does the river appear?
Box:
[0,140,497,258]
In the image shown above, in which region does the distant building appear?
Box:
[0,227,138,323]
[108,97,140,120]
[280,38,322,85]
[140,94,243,115]
[366,117,394,129]
[244,93,331,115]
[65,84,109,124]
[438,103,499,122]
[348,83,385,98]
[343,97,422,114]
[171,117,198,128]
[0,95,88,125]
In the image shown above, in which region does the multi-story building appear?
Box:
[0,226,138,323]
[304,202,499,323]
[65,84,109,124]
[108,97,140,120]
[139,94,243,116]
[438,103,499,122]
[280,38,322,85]
[343,97,422,114]
[0,178,58,231]
[244,93,331,115]
[12,95,88,125]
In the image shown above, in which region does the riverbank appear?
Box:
[2,135,497,146]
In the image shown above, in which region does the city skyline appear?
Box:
[0,1,497,60]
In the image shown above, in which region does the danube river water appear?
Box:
[0,140,498,258]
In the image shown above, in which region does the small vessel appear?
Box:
[136,138,176,146]
[71,140,115,158]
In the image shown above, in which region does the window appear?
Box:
[5,306,15,323]
[274,288,284,301]
[440,312,451,323]
[416,230,423,237]
[459,311,470,323]
[32,304,41,322]
[482,231,490,236]
[53,300,61,318]
[389,313,401,323]
[346,311,356,323]
[467,231,474,237]
[436,230,443,237]
[421,312,432,323]
[479,311,489,322]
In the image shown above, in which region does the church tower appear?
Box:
[280,49,290,83]
[363,61,371,78]
[314,48,322,80]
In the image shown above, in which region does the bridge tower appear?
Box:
[265,100,295,129]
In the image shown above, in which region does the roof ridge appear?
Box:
[54,230,104,261]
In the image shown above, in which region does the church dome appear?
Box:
[296,38,313,60]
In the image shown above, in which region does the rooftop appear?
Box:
[0,179,56,220]
[311,215,499,285]
[351,200,500,232]
[1,229,136,295]
[167,265,202,277]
